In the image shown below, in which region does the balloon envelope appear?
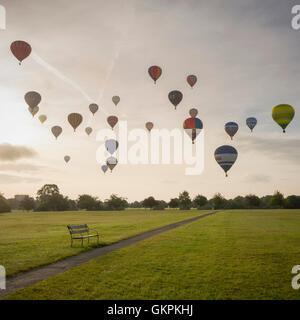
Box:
[38,115,47,124]
[225,122,239,140]
[105,139,119,155]
[272,104,295,133]
[168,91,183,109]
[112,96,120,106]
[29,106,39,117]
[51,126,62,139]
[68,113,83,132]
[107,116,118,129]
[106,156,118,172]
[64,156,70,163]
[214,145,238,177]
[146,122,154,132]
[10,41,32,65]
[183,117,203,144]
[189,108,198,118]
[246,117,257,132]
[148,66,162,84]
[101,165,108,174]
[89,103,98,115]
[187,75,197,88]
[85,127,93,136]
[25,91,41,109]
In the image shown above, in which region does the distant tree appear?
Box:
[168,198,179,208]
[245,194,261,209]
[67,199,78,211]
[285,195,300,209]
[178,191,192,210]
[210,193,227,210]
[153,200,168,210]
[142,196,158,209]
[260,195,272,208]
[35,184,70,211]
[229,196,246,209]
[105,194,128,211]
[19,196,35,211]
[268,191,285,208]
[0,193,11,213]
[77,194,102,211]
[193,195,208,209]
[129,201,143,208]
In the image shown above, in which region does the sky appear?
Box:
[0,0,300,202]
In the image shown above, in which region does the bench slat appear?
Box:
[69,229,89,234]
[68,224,88,229]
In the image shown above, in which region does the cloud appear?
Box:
[239,136,300,164]
[0,174,41,184]
[0,163,43,172]
[0,144,38,161]
[242,174,272,183]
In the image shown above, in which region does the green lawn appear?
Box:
[5,209,300,300]
[0,209,208,277]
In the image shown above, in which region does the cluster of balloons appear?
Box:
[12,43,297,178]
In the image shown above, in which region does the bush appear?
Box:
[0,194,11,213]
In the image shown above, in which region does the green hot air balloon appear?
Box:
[272,104,295,133]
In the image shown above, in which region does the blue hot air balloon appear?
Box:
[225,122,239,140]
[101,165,108,174]
[105,139,119,155]
[246,117,257,132]
[214,145,238,177]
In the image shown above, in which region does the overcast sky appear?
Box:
[0,0,299,201]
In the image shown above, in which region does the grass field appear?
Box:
[4,209,300,300]
[0,209,208,277]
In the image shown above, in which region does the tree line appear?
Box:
[1,185,300,213]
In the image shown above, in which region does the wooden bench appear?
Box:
[67,224,99,247]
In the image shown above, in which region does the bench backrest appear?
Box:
[67,224,89,235]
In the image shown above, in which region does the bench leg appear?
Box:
[81,238,83,247]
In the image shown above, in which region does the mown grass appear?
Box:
[5,209,300,300]
[0,209,208,276]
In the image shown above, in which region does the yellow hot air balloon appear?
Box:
[272,104,295,133]
[38,115,47,124]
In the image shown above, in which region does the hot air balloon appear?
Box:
[107,116,118,130]
[187,75,197,88]
[146,122,154,132]
[106,156,118,172]
[105,139,119,155]
[25,91,41,109]
[214,145,238,177]
[38,115,47,124]
[183,117,203,144]
[51,126,62,139]
[272,104,295,133]
[148,66,162,84]
[29,106,39,117]
[101,165,108,174]
[246,117,257,132]
[68,113,83,132]
[189,108,198,118]
[10,41,32,65]
[225,122,239,140]
[112,96,120,106]
[64,156,70,163]
[89,103,98,115]
[168,91,183,110]
[85,127,93,136]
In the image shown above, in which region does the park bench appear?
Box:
[67,224,99,247]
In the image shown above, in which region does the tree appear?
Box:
[178,191,192,210]
[285,195,300,209]
[268,191,285,208]
[35,184,70,211]
[153,200,168,210]
[142,196,158,209]
[19,196,35,211]
[129,201,143,208]
[168,198,179,208]
[245,194,261,209]
[193,195,208,209]
[77,194,102,211]
[210,193,227,210]
[105,194,128,211]
[0,193,11,213]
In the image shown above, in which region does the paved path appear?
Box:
[0,211,218,298]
